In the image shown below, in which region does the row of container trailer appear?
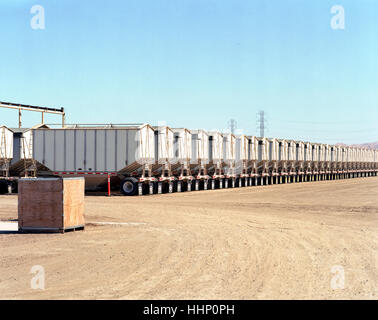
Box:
[1,124,378,195]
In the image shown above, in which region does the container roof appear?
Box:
[9,124,49,133]
[172,128,191,133]
[9,128,29,133]
[0,125,12,130]
[35,123,149,130]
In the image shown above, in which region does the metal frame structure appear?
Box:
[0,101,65,127]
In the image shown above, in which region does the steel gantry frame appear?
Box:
[0,101,65,127]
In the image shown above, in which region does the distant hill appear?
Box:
[336,142,378,149]
[352,142,378,149]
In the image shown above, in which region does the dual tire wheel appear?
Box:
[120,178,138,196]
[120,178,176,196]
[0,180,17,194]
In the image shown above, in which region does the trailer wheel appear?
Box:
[10,180,18,193]
[120,178,138,196]
[0,180,8,194]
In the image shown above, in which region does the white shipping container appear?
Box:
[279,140,289,161]
[138,124,156,164]
[258,137,269,162]
[155,126,175,164]
[191,130,209,164]
[288,141,296,161]
[296,141,305,162]
[325,145,332,162]
[31,124,156,173]
[248,136,259,161]
[223,133,236,163]
[334,146,342,163]
[319,145,326,162]
[304,142,312,162]
[311,143,319,162]
[236,135,249,162]
[173,128,192,163]
[209,131,223,162]
[268,138,279,161]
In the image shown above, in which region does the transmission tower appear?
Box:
[257,110,267,137]
[228,119,237,134]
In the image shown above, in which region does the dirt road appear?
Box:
[0,177,377,299]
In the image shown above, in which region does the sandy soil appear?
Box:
[0,177,377,300]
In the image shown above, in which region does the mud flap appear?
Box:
[138,183,143,196]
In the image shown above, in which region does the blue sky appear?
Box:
[0,0,377,144]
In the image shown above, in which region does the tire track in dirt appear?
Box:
[0,177,377,299]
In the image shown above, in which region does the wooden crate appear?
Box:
[18,177,85,233]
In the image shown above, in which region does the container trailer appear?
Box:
[303,142,313,181]
[257,137,270,185]
[207,131,224,189]
[9,124,49,178]
[331,146,344,178]
[310,143,320,180]
[287,140,297,182]
[341,146,349,177]
[295,141,305,182]
[190,129,210,191]
[0,126,13,178]
[223,133,237,188]
[1,122,377,195]
[152,126,176,194]
[235,134,250,186]
[172,128,193,192]
[267,138,280,184]
[277,139,289,183]
[19,124,157,196]
[0,126,14,193]
[247,136,259,184]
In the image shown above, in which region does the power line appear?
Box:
[228,119,237,134]
[256,110,267,137]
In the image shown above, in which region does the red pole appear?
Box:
[107,173,111,196]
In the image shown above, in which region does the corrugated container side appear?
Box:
[296,142,305,162]
[136,124,155,164]
[288,141,296,161]
[268,138,279,161]
[304,143,311,162]
[236,135,248,162]
[278,140,288,161]
[190,130,209,165]
[21,130,34,160]
[258,138,269,162]
[248,136,258,161]
[155,126,175,164]
[208,132,223,162]
[173,129,192,163]
[32,126,155,173]
[223,133,236,162]
[311,144,318,162]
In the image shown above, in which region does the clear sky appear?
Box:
[0,0,377,144]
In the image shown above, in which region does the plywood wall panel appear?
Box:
[18,178,85,232]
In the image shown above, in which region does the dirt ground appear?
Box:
[0,177,377,300]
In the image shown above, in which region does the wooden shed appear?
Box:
[18,177,85,233]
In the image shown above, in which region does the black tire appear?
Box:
[10,180,18,193]
[120,178,138,196]
[0,180,8,194]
